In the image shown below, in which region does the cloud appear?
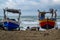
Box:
[53,0,60,4]
[0,0,60,16]
[5,0,16,8]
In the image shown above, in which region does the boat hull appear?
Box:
[39,19,55,29]
[4,22,19,30]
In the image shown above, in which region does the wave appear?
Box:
[56,22,60,24]
[21,21,39,24]
[21,21,60,24]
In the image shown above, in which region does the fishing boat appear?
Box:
[38,9,57,29]
[3,8,21,30]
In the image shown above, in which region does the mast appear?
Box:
[18,9,21,30]
[3,9,6,20]
[54,10,57,20]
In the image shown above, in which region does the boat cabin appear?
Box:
[38,9,57,20]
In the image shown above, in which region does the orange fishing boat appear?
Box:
[38,9,57,29]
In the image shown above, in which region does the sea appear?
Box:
[0,16,60,30]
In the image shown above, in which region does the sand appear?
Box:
[0,29,60,40]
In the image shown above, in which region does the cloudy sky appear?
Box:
[0,0,60,16]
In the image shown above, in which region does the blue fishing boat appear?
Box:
[3,8,21,30]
